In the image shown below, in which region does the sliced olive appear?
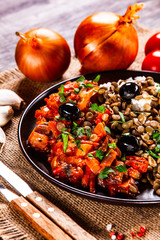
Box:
[58,103,81,121]
[117,135,140,155]
[119,82,140,100]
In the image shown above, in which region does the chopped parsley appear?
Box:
[155,144,160,153]
[74,87,80,94]
[59,85,66,103]
[95,149,104,160]
[68,98,75,104]
[76,76,86,83]
[106,142,117,157]
[72,139,82,150]
[121,155,126,161]
[115,164,127,172]
[108,142,117,149]
[88,153,94,158]
[55,116,66,121]
[84,83,94,88]
[93,74,101,82]
[152,132,160,142]
[86,128,91,139]
[118,111,125,122]
[76,127,85,137]
[91,103,106,113]
[104,126,111,134]
[62,133,68,153]
[98,167,114,179]
[147,150,160,159]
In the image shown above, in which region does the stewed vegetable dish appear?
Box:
[28,75,160,197]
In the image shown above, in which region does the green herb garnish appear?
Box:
[121,155,126,161]
[62,133,68,153]
[86,128,91,140]
[91,103,106,113]
[110,121,124,124]
[98,167,114,179]
[105,149,112,157]
[118,111,125,122]
[55,116,66,121]
[93,74,101,82]
[152,132,160,142]
[59,85,66,103]
[147,150,160,159]
[95,149,105,160]
[72,139,82,150]
[88,153,94,158]
[104,126,111,134]
[155,144,160,153]
[105,142,117,157]
[74,87,80,94]
[115,164,127,172]
[76,127,85,137]
[108,142,117,149]
[76,76,86,83]
[68,98,75,104]
[85,83,94,88]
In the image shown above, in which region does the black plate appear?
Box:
[18,70,160,205]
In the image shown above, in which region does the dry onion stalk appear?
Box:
[74,3,143,73]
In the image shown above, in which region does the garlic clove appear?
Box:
[0,106,14,127]
[0,127,6,153]
[0,89,25,110]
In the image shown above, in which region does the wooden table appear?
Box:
[0,0,160,73]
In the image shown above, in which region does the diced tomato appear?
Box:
[128,167,141,180]
[51,140,63,155]
[86,156,101,175]
[125,156,148,173]
[45,93,61,115]
[93,122,106,138]
[77,87,99,111]
[48,121,59,138]
[75,144,93,157]
[28,131,49,152]
[62,81,79,91]
[100,150,117,168]
[82,166,92,188]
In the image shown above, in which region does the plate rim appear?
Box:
[18,69,160,205]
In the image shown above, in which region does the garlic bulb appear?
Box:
[0,127,6,153]
[0,89,25,110]
[0,106,14,127]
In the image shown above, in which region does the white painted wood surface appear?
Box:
[0,0,160,72]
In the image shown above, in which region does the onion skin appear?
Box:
[74,4,143,73]
[15,28,71,82]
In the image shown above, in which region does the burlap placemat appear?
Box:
[1,26,160,240]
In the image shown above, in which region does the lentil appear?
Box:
[86,112,94,121]
[148,155,157,167]
[56,122,65,132]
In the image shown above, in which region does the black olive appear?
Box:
[117,135,140,155]
[58,103,81,121]
[119,82,140,100]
